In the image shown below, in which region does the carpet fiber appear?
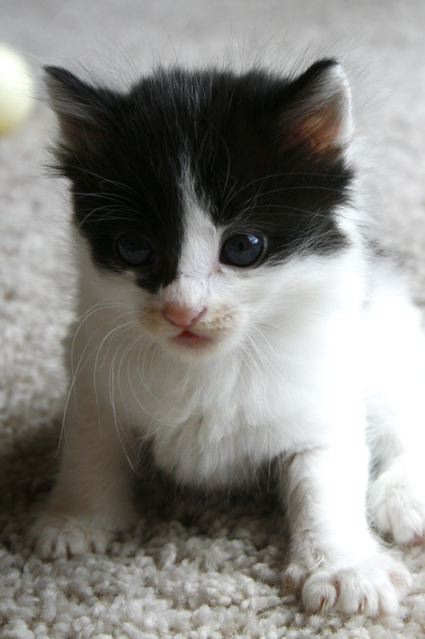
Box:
[1,1,425,637]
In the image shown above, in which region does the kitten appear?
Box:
[30,58,425,616]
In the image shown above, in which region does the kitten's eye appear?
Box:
[116,234,152,267]
[220,233,265,267]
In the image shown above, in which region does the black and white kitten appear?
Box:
[31,59,425,615]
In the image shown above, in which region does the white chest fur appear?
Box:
[125,320,358,487]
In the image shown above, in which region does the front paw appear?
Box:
[28,500,139,559]
[369,470,425,545]
[282,553,411,616]
[28,513,114,558]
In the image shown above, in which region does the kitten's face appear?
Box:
[47,60,354,359]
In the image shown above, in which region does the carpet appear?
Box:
[1,1,425,637]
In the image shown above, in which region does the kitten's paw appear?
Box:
[28,513,115,558]
[283,555,410,616]
[28,500,139,559]
[369,471,425,545]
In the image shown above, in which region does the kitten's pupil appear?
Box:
[220,233,265,267]
[117,234,152,267]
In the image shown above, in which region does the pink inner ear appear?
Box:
[283,97,343,156]
[295,108,341,153]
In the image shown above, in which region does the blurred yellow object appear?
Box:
[0,44,33,135]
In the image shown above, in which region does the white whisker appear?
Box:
[109,328,140,474]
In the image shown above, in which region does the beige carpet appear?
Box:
[2,1,425,637]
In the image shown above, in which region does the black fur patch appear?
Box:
[47,61,353,293]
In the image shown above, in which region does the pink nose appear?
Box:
[162,304,207,328]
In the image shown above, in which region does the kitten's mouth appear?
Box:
[172,329,212,348]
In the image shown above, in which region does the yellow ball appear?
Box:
[0,44,33,135]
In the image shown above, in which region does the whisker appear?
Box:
[73,191,135,206]
[77,205,119,228]
[61,312,138,452]
[109,327,141,474]
[137,338,163,404]
[77,204,140,223]
[88,214,144,225]
[67,166,138,197]
[59,334,96,453]
[222,170,350,213]
[92,314,140,431]
[126,336,155,419]
[249,184,353,199]
[70,301,129,374]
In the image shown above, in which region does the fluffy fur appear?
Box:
[29,59,425,617]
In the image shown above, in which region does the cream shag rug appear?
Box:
[1,1,425,637]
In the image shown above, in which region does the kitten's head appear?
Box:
[46,60,355,360]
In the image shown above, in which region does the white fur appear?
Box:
[30,164,425,616]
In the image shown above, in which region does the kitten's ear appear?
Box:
[44,66,115,152]
[280,59,353,155]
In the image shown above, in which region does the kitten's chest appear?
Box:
[134,365,295,487]
[127,343,331,487]
[150,408,279,487]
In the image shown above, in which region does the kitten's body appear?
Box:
[31,60,425,615]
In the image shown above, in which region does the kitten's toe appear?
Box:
[28,514,113,558]
[369,471,425,545]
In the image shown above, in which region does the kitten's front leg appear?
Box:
[29,396,139,558]
[281,443,410,615]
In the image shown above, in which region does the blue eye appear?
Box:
[220,233,265,267]
[116,234,152,266]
